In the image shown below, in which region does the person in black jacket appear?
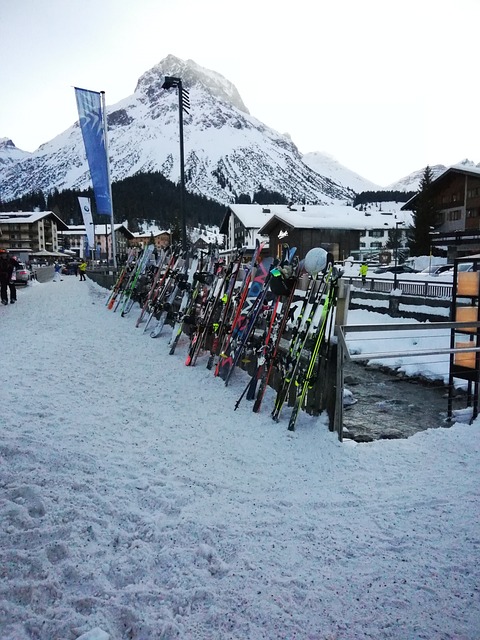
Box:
[0,250,21,304]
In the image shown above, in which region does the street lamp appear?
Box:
[428,226,438,272]
[162,76,190,251]
[393,221,405,291]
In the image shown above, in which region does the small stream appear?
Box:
[342,361,468,442]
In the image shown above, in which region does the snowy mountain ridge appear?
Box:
[0,55,356,206]
[1,55,478,205]
[0,137,32,168]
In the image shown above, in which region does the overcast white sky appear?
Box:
[1,0,479,186]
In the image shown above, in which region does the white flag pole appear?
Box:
[100,91,117,268]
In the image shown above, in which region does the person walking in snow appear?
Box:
[53,262,63,282]
[0,250,21,304]
[359,261,368,285]
[78,259,87,281]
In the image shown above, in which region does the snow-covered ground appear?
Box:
[1,276,479,639]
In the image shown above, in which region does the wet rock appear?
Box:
[378,430,404,440]
[351,433,375,443]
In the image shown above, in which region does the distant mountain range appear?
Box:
[1,55,478,206]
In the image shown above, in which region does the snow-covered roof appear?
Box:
[0,210,69,229]
[449,163,480,177]
[62,225,85,236]
[132,230,170,238]
[228,205,277,229]
[91,223,134,237]
[228,204,412,234]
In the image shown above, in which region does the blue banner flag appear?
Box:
[74,87,112,216]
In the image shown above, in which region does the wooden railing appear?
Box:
[344,276,453,299]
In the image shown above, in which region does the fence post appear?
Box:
[333,330,344,440]
[332,280,350,440]
[389,295,400,316]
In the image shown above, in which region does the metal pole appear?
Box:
[100,91,117,268]
[177,82,187,252]
[393,222,399,290]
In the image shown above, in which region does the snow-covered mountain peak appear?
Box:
[386,164,448,192]
[0,137,31,167]
[453,158,480,170]
[135,55,249,114]
[302,151,380,194]
[0,138,16,149]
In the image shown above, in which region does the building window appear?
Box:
[370,242,383,249]
[447,210,462,221]
[368,230,385,238]
[467,208,480,218]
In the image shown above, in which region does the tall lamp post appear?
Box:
[89,221,95,263]
[162,76,190,252]
[393,221,405,291]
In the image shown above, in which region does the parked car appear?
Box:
[419,264,454,276]
[442,262,474,277]
[12,262,32,286]
[373,264,419,274]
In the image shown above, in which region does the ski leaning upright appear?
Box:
[150,254,190,338]
[221,255,274,386]
[135,248,170,328]
[233,244,298,410]
[206,248,245,370]
[168,253,203,355]
[185,257,226,366]
[214,240,266,379]
[250,254,300,412]
[106,248,136,310]
[119,245,156,317]
[270,248,332,423]
[142,250,183,334]
[287,267,340,431]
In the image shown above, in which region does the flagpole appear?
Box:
[100,91,117,269]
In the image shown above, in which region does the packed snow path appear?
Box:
[1,276,479,639]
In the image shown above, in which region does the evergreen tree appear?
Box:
[169,217,182,245]
[384,229,408,263]
[409,166,437,256]
[236,193,252,204]
[253,187,288,205]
